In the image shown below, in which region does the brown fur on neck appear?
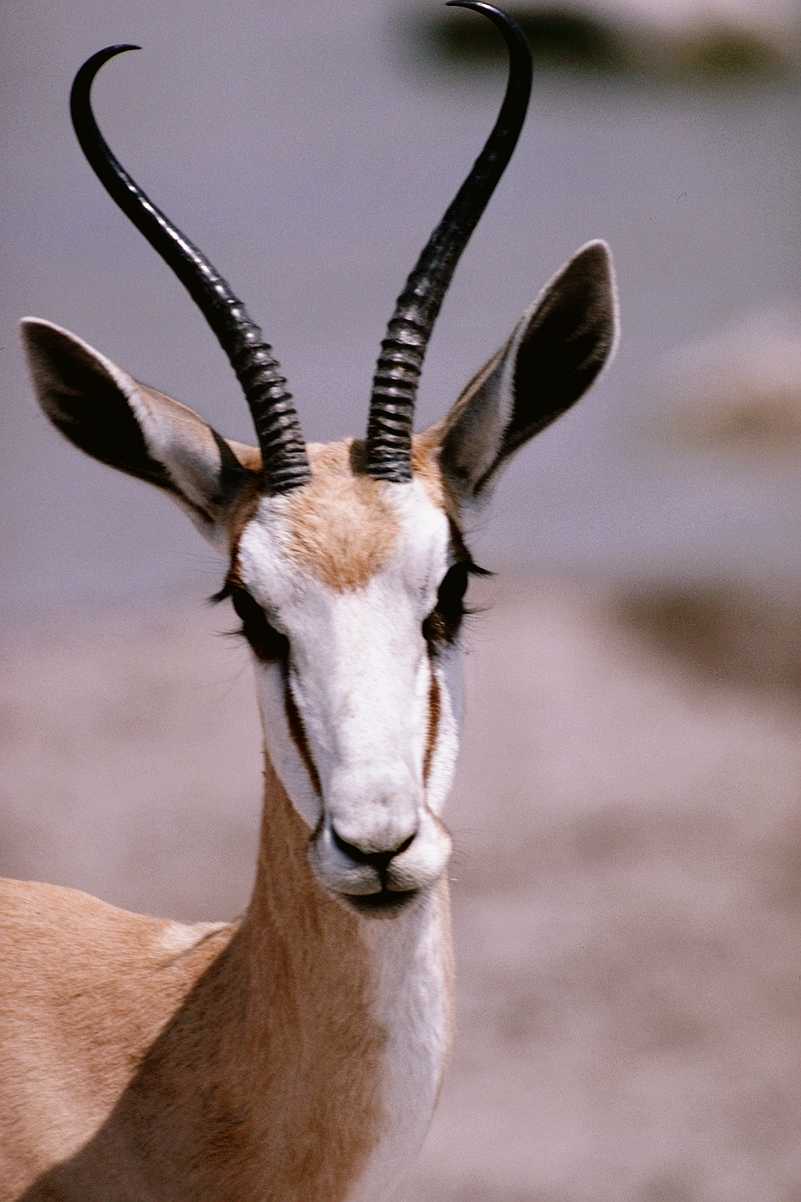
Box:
[0,758,385,1202]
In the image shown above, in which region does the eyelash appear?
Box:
[211,582,289,664]
[422,560,489,651]
[211,558,490,659]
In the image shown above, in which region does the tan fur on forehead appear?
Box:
[274,437,452,592]
[283,440,400,591]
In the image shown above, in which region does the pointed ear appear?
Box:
[436,241,618,501]
[21,319,260,544]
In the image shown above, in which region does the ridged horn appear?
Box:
[70,45,311,494]
[365,1,533,482]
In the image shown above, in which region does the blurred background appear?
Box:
[2,1,801,1198]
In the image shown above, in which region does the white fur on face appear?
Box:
[237,479,464,897]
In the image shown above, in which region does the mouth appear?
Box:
[339,887,422,918]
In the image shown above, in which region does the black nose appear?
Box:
[330,826,417,872]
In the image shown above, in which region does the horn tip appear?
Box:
[444,3,524,40]
[73,43,141,88]
[87,43,141,59]
[445,1,495,12]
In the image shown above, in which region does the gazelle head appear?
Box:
[21,3,617,917]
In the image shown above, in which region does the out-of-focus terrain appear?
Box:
[3,574,801,1202]
[3,0,801,1197]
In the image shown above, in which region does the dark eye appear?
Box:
[229,586,289,664]
[422,562,470,650]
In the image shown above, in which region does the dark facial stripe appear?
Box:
[423,665,441,786]
[283,671,322,796]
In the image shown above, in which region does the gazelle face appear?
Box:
[23,252,617,920]
[23,240,617,912]
[224,440,465,915]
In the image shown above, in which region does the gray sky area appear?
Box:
[2,0,800,620]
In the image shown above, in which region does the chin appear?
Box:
[338,887,424,920]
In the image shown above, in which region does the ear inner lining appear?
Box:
[28,330,216,517]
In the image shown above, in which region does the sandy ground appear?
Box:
[2,575,801,1201]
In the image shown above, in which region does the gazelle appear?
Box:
[5,3,617,1200]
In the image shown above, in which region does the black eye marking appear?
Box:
[423,559,490,651]
[210,580,289,664]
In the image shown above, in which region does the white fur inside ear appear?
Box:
[128,386,223,512]
[438,346,509,495]
[571,238,621,370]
[21,317,241,551]
[439,239,619,503]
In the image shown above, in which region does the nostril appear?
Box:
[394,832,416,856]
[330,827,368,864]
[330,825,417,869]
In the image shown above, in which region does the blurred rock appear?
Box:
[410,0,801,75]
[659,309,801,452]
[616,582,801,694]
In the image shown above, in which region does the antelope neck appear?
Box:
[232,754,451,1201]
[212,754,387,1200]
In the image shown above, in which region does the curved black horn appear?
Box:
[365,2,533,482]
[70,46,311,494]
